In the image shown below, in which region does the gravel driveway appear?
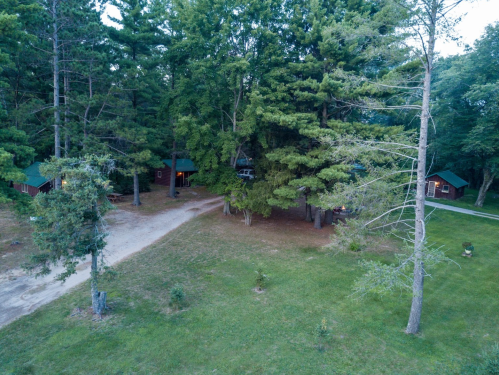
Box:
[0,197,222,328]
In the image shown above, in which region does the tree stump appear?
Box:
[92,291,107,316]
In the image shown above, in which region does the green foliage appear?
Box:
[109,171,151,195]
[101,266,119,282]
[352,241,449,298]
[432,23,499,195]
[349,241,363,252]
[0,183,32,217]
[315,317,329,351]
[231,181,274,220]
[25,155,114,281]
[170,284,185,310]
[255,267,268,291]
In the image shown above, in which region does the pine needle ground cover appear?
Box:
[1,209,498,374]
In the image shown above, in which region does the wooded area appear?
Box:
[1,0,497,208]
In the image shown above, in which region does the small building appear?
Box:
[155,159,198,188]
[425,170,468,200]
[12,162,53,197]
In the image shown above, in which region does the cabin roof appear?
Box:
[161,159,198,172]
[22,162,50,188]
[427,170,468,189]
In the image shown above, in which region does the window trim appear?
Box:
[442,185,450,193]
[21,183,28,193]
[157,171,162,178]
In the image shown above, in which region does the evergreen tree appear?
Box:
[433,23,499,207]
[27,155,115,316]
[108,0,164,206]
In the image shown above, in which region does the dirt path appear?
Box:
[425,201,499,220]
[0,197,222,329]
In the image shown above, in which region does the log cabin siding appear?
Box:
[154,165,196,187]
[155,165,172,186]
[425,175,465,200]
[12,181,52,197]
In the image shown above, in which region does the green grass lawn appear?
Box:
[1,209,498,374]
[427,188,499,215]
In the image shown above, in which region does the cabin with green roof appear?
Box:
[13,162,53,197]
[425,170,468,200]
[155,159,198,188]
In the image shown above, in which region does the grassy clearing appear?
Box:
[1,209,498,374]
[427,188,499,215]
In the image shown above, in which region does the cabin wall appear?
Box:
[425,176,465,200]
[154,165,196,187]
[155,165,172,186]
[13,183,40,197]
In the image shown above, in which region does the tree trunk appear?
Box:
[52,0,61,189]
[91,251,107,316]
[243,209,252,226]
[314,207,322,229]
[223,200,231,215]
[474,168,495,207]
[324,209,333,225]
[132,171,141,206]
[321,101,328,128]
[63,65,70,157]
[406,1,437,335]
[406,261,424,333]
[305,203,313,222]
[83,71,93,145]
[169,141,177,198]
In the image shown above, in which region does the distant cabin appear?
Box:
[155,159,198,187]
[12,162,53,197]
[425,170,468,200]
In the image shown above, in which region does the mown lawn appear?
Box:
[1,208,498,374]
[427,188,499,215]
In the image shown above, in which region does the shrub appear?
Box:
[349,241,362,252]
[315,318,329,351]
[255,268,268,291]
[170,284,185,310]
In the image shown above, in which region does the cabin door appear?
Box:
[427,181,436,197]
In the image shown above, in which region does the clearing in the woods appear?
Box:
[0,196,498,374]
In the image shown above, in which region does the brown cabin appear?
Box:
[425,170,468,200]
[12,162,53,197]
[155,159,198,188]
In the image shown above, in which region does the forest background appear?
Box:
[1,0,498,211]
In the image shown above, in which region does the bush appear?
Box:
[349,241,362,252]
[255,268,268,291]
[480,344,499,375]
[315,318,329,351]
[170,284,185,310]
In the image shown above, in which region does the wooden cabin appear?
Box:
[12,162,53,197]
[425,170,468,200]
[155,159,198,188]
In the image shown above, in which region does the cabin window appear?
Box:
[21,184,28,193]
[157,171,162,178]
[442,185,450,193]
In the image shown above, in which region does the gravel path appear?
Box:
[425,201,499,220]
[0,197,222,329]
